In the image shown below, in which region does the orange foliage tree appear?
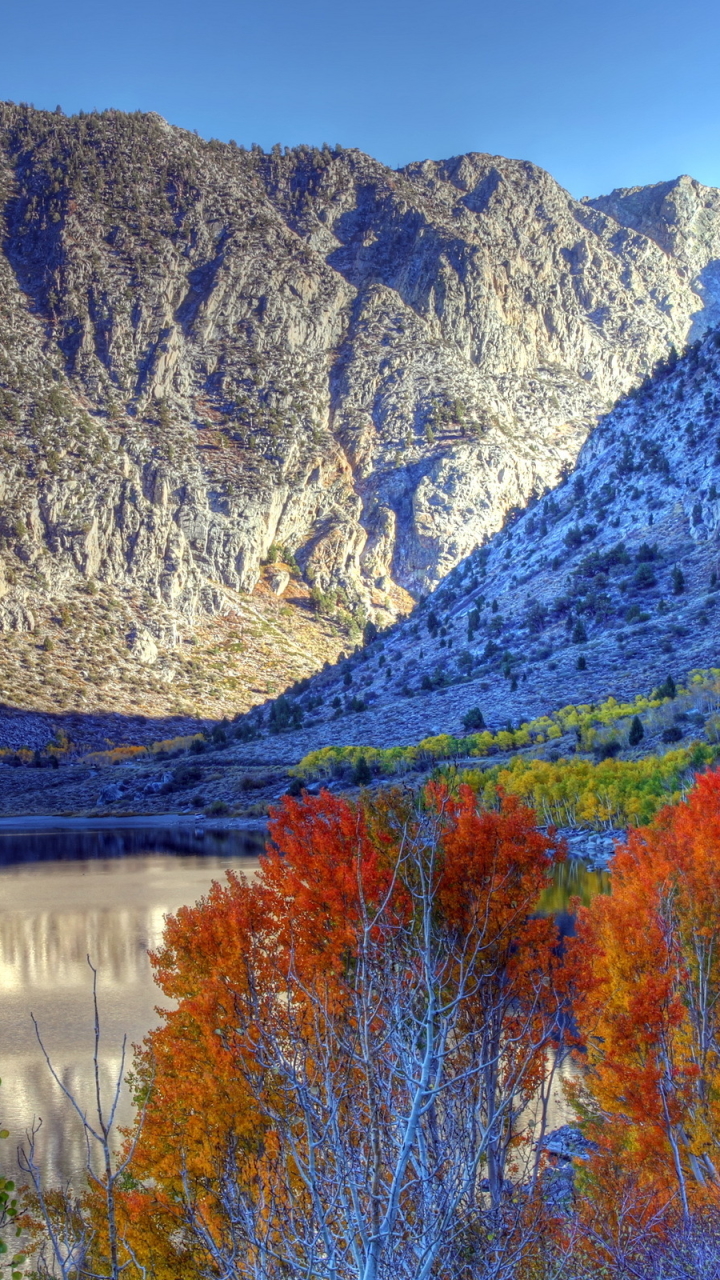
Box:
[572,767,720,1222]
[116,783,570,1280]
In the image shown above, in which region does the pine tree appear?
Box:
[628,715,644,746]
[352,754,372,786]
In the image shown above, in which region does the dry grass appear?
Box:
[0,571,353,729]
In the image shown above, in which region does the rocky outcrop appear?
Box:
[0,103,719,641]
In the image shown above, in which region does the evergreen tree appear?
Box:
[655,675,677,701]
[628,715,644,747]
[352,754,372,786]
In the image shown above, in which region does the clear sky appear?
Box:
[2,0,720,198]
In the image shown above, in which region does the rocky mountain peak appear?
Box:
[587,175,720,339]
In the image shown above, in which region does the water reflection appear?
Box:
[540,857,611,916]
[0,823,264,866]
[0,828,262,1185]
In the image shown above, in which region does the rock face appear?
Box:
[587,176,720,340]
[1,103,719,648]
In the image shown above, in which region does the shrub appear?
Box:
[662,726,683,743]
[172,764,203,789]
[572,620,588,644]
[462,707,486,732]
[633,564,657,589]
[673,566,685,595]
[526,601,547,633]
[205,799,231,816]
[636,541,658,562]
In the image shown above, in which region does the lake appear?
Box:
[0,825,606,1187]
[0,824,264,1184]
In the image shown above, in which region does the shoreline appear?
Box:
[0,813,268,833]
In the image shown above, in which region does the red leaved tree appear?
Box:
[119,783,570,1280]
[571,767,720,1226]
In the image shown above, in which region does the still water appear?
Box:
[0,827,606,1187]
[0,825,263,1184]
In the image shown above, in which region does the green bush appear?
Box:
[633,564,657,589]
[205,799,231,816]
[462,707,485,731]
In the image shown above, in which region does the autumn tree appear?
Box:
[120,784,569,1280]
[571,767,720,1220]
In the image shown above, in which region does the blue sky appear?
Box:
[2,0,720,198]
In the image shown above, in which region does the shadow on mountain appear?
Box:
[0,702,213,754]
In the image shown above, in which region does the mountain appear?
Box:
[1,102,719,731]
[238,325,720,762]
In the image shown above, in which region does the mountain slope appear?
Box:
[239,327,720,761]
